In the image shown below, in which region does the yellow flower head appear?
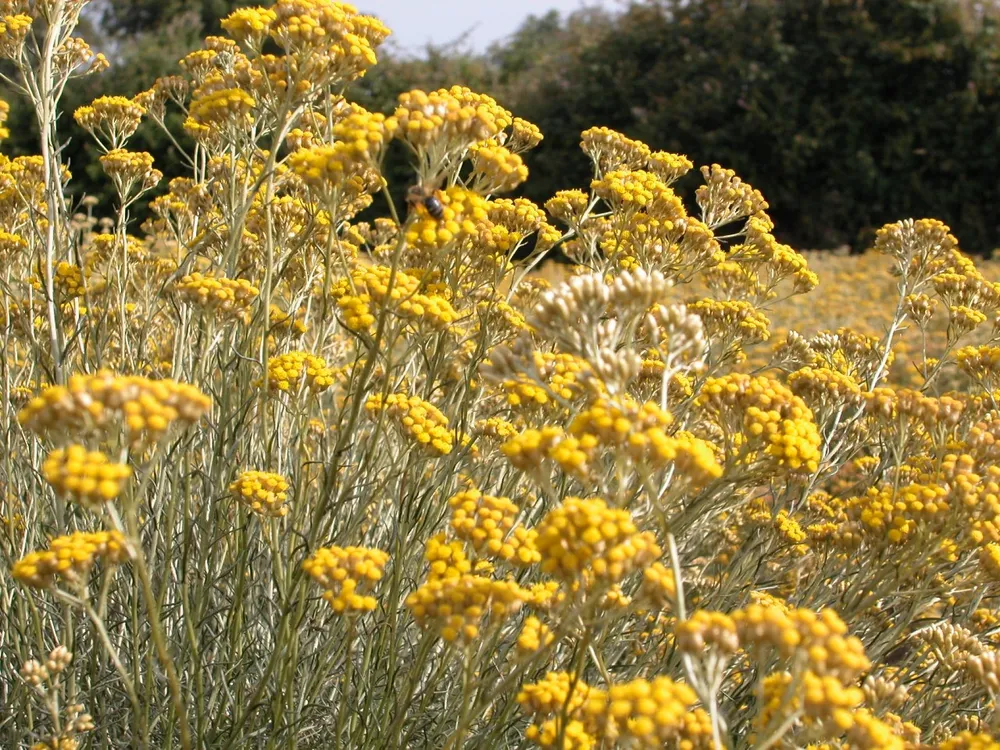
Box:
[229,470,291,517]
[42,445,132,509]
[13,531,131,589]
[303,545,389,614]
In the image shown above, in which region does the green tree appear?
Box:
[1,13,205,218]
[499,0,1000,253]
[99,0,253,37]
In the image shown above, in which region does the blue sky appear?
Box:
[359,0,613,53]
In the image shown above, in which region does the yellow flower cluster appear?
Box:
[545,189,590,226]
[580,126,651,173]
[31,260,88,300]
[873,217,957,271]
[518,671,700,750]
[468,142,529,193]
[640,562,677,608]
[393,86,511,151]
[698,373,822,473]
[980,543,1000,581]
[569,397,672,445]
[496,350,591,411]
[688,298,771,345]
[185,88,255,138]
[501,426,564,472]
[519,671,592,720]
[930,255,1000,338]
[696,163,769,228]
[508,117,544,152]
[18,372,211,446]
[53,260,86,300]
[228,470,291,517]
[736,214,819,294]
[854,482,950,544]
[405,573,529,642]
[0,13,32,59]
[517,615,555,654]
[220,6,278,48]
[175,272,259,322]
[425,532,473,580]
[802,670,864,730]
[331,264,459,333]
[265,351,334,394]
[534,496,660,582]
[269,0,355,46]
[647,151,694,185]
[516,397,723,485]
[42,445,132,509]
[734,603,870,681]
[0,228,26,256]
[675,610,740,654]
[404,186,490,250]
[268,0,383,84]
[302,545,389,613]
[788,366,865,416]
[365,392,453,456]
[474,416,521,444]
[588,677,699,746]
[288,107,395,191]
[12,531,130,589]
[592,169,686,225]
[73,95,146,147]
[447,489,539,564]
[519,673,595,748]
[100,149,162,193]
[939,733,1000,750]
[957,345,1000,389]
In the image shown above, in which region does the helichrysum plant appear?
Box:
[4,1,1000,748]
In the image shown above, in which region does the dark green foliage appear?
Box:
[500,0,1000,252]
[1,10,205,217]
[100,0,254,37]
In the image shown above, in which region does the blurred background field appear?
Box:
[535,248,1000,389]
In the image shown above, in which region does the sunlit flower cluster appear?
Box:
[175,272,259,322]
[393,86,511,152]
[365,391,454,456]
[534,496,660,583]
[331,264,459,333]
[447,488,539,564]
[18,372,211,446]
[3,2,1000,747]
[404,186,490,250]
[229,470,291,517]
[302,545,389,613]
[698,373,823,473]
[12,531,130,589]
[265,351,334,393]
[42,445,132,508]
[406,572,529,642]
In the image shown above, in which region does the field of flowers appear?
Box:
[4,1,1000,749]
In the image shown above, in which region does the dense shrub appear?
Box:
[5,2,1000,749]
[502,0,1000,252]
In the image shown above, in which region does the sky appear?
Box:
[359,0,614,53]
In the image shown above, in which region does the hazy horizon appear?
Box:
[359,0,614,53]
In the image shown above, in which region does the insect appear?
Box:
[406,183,444,220]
